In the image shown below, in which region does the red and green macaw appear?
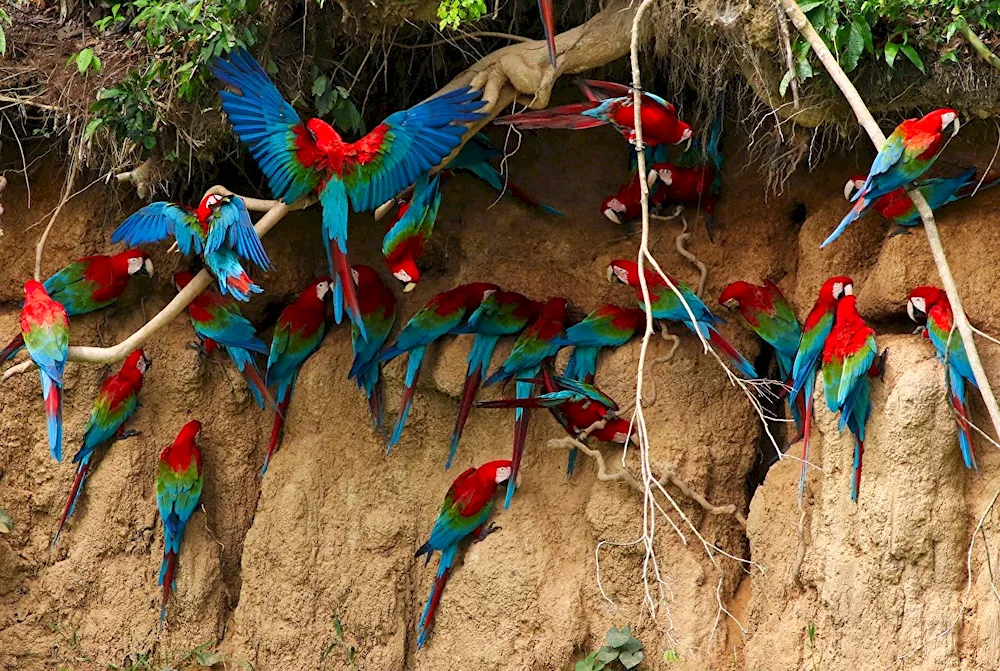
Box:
[173,272,275,411]
[112,194,270,301]
[21,280,70,461]
[53,349,149,546]
[908,286,978,470]
[156,419,204,624]
[448,290,543,469]
[415,459,512,648]
[821,288,880,502]
[380,283,500,453]
[553,304,645,383]
[843,167,1000,235]
[349,265,397,432]
[496,79,693,148]
[719,280,803,431]
[789,276,850,500]
[823,108,960,247]
[263,278,332,474]
[483,296,568,507]
[537,0,557,67]
[211,48,485,338]
[600,170,672,225]
[382,173,442,293]
[608,259,758,379]
[478,368,630,475]
[1,249,152,361]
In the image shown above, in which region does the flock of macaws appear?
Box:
[10,33,994,645]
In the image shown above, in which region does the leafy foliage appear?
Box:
[575,627,645,671]
[321,611,357,669]
[68,48,102,75]
[0,507,10,534]
[0,5,10,57]
[310,66,365,137]
[437,0,488,30]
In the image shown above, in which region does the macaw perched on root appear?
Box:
[380,283,500,454]
[173,272,275,411]
[156,420,204,624]
[483,297,568,507]
[53,349,149,546]
[1,249,152,361]
[823,108,960,248]
[415,459,512,648]
[263,278,332,474]
[908,286,980,470]
[212,48,486,338]
[349,265,397,433]
[111,193,270,301]
[607,260,758,379]
[21,280,70,461]
[553,304,645,383]
[382,173,441,293]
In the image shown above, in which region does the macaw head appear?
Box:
[647,162,674,188]
[386,253,419,293]
[119,248,154,277]
[23,279,48,301]
[607,259,641,288]
[124,348,151,375]
[195,193,230,222]
[173,271,195,292]
[479,459,514,486]
[160,419,204,473]
[676,122,694,151]
[819,275,853,304]
[718,281,755,310]
[351,264,381,292]
[305,118,342,147]
[311,277,333,302]
[907,286,947,324]
[843,176,866,201]
[923,108,960,137]
[601,194,628,224]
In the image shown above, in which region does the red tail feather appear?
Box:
[511,408,531,481]
[421,567,451,643]
[0,332,24,361]
[706,327,755,378]
[53,462,90,544]
[332,245,363,331]
[494,104,606,130]
[227,272,254,297]
[537,0,557,67]
[504,180,545,210]
[451,369,483,447]
[263,395,293,474]
[161,550,177,623]
[242,365,278,411]
[368,379,383,430]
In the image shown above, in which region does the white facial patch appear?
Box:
[723,298,739,309]
[482,288,497,300]
[614,266,630,284]
[613,431,629,443]
[316,281,330,300]
[351,268,360,284]
[941,111,956,130]
[495,466,512,483]
[136,355,150,374]
[205,194,225,209]
[832,282,844,299]
[127,257,145,274]
[393,269,411,283]
[657,169,673,186]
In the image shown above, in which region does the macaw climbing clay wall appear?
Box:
[3,119,1000,671]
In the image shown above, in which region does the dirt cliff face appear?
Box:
[2,121,1000,670]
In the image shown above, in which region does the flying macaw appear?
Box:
[21,280,69,461]
[821,288,880,502]
[53,349,149,545]
[789,276,851,500]
[263,278,332,474]
[478,369,629,474]
[1,249,152,361]
[600,170,672,225]
[447,290,542,469]
[483,296,568,507]
[553,304,646,383]
[173,272,275,410]
[908,286,979,470]
[349,265,397,432]
[495,79,693,148]
[383,173,442,293]
[111,193,270,301]
[607,260,758,379]
[415,459,512,648]
[380,283,500,454]
[211,49,485,337]
[822,108,960,248]
[842,167,1000,235]
[719,280,803,431]
[156,419,204,624]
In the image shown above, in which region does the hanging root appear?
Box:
[651,213,709,298]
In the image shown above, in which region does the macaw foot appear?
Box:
[116,429,141,441]
[185,341,208,356]
[876,347,889,381]
[912,325,927,336]
[704,214,720,243]
[473,522,502,543]
[888,226,913,239]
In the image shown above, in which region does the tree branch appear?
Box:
[780,0,1000,443]
[956,16,1000,73]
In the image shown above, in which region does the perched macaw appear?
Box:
[495,79,693,148]
[53,349,149,545]
[263,278,332,474]
[21,280,69,461]
[842,167,1000,235]
[349,265,397,432]
[789,276,850,500]
[607,260,757,379]
[383,174,442,293]
[823,108,960,247]
[478,369,629,474]
[553,304,645,383]
[908,286,979,470]
[111,194,270,301]
[483,296,568,507]
[447,291,542,469]
[380,283,500,453]
[156,420,204,624]
[600,170,672,225]
[821,288,879,502]
[212,49,485,337]
[415,459,512,648]
[719,280,803,431]
[1,249,152,361]
[173,272,274,410]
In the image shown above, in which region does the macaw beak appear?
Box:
[682,135,692,153]
[167,241,180,254]
[403,282,417,293]
[950,117,961,137]
[374,198,397,221]
[906,300,920,323]
[143,259,155,277]
[646,170,658,188]
[606,266,616,284]
[843,180,856,201]
[629,433,640,446]
[603,208,621,225]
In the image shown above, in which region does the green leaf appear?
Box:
[596,647,619,663]
[884,41,900,69]
[620,638,643,654]
[619,650,644,669]
[0,26,7,56]
[575,651,599,671]
[76,48,94,74]
[84,118,104,139]
[840,21,864,73]
[194,650,225,666]
[779,69,793,97]
[899,44,925,73]
[606,627,631,649]
[663,649,680,662]
[796,0,824,12]
[939,49,959,64]
[0,507,11,533]
[142,135,157,149]
[92,54,101,73]
[312,74,328,97]
[854,17,873,55]
[796,53,814,81]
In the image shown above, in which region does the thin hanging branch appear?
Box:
[956,16,1000,73]
[780,0,1000,445]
